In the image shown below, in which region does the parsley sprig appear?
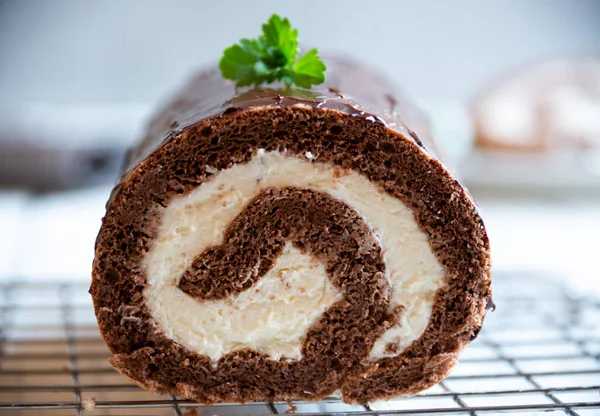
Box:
[219,14,326,89]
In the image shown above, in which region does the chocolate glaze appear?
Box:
[486,295,496,312]
[110,57,439,211]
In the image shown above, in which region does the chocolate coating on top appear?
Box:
[118,57,437,194]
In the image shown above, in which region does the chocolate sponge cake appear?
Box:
[91,56,491,404]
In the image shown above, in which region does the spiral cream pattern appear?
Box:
[143,150,444,362]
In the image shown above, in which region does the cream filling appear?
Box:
[143,150,444,362]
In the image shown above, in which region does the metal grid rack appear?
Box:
[0,272,599,415]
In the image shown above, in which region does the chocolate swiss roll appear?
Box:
[91,56,491,404]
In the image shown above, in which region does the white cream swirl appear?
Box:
[142,150,444,362]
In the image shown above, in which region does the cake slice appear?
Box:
[91,54,491,404]
[474,56,600,151]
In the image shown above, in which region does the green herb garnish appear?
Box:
[219,14,326,89]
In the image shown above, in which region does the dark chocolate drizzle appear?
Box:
[126,59,436,168]
[224,88,391,129]
[485,295,496,312]
[106,57,441,213]
[469,295,496,341]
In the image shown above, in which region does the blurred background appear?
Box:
[0,0,599,293]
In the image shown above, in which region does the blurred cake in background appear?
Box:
[461,56,600,196]
[473,56,600,152]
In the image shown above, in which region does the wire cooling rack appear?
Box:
[0,273,598,416]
